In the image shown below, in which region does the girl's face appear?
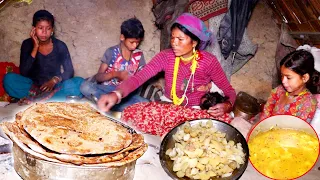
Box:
[34,20,53,42]
[281,66,309,95]
[170,27,197,58]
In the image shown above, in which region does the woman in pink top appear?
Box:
[98,13,236,117]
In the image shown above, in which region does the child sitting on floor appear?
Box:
[80,17,148,111]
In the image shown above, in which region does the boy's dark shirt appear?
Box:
[20,37,74,86]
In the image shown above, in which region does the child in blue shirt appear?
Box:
[80,17,148,111]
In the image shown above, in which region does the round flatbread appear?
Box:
[1,122,146,165]
[85,143,148,167]
[19,102,133,155]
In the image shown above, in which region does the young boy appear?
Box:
[80,17,148,111]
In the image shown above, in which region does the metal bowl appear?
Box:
[159,119,249,180]
[13,144,136,180]
[233,92,261,120]
[66,95,82,102]
[247,115,319,179]
[248,115,318,138]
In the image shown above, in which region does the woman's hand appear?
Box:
[207,102,232,117]
[30,27,39,58]
[97,93,119,112]
[40,78,57,92]
[30,27,39,48]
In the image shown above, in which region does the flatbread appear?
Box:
[85,143,149,167]
[18,102,132,155]
[0,122,64,163]
[1,122,146,165]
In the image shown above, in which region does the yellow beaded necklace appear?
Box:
[285,89,308,97]
[171,51,199,105]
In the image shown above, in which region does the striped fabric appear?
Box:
[140,84,163,101]
[117,49,235,107]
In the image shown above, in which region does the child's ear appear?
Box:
[120,34,125,41]
[302,73,310,83]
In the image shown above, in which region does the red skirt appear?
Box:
[122,102,233,136]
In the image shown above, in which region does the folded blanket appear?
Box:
[187,0,228,21]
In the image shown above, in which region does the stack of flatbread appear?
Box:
[0,102,147,166]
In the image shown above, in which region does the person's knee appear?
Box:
[80,81,93,97]
[73,76,85,86]
[136,96,149,103]
[80,81,89,92]
[3,73,17,88]
[131,95,149,103]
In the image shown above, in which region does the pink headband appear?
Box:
[175,13,214,50]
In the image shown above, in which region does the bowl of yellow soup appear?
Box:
[248,115,319,179]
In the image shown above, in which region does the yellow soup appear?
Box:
[248,128,319,179]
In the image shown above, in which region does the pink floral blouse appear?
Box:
[260,85,317,123]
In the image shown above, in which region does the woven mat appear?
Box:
[187,0,228,21]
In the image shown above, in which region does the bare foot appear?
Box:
[18,98,32,106]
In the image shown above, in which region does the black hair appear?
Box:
[32,10,54,27]
[121,17,145,39]
[171,23,201,50]
[200,92,229,110]
[280,49,320,94]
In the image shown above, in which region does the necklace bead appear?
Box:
[171,51,199,105]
